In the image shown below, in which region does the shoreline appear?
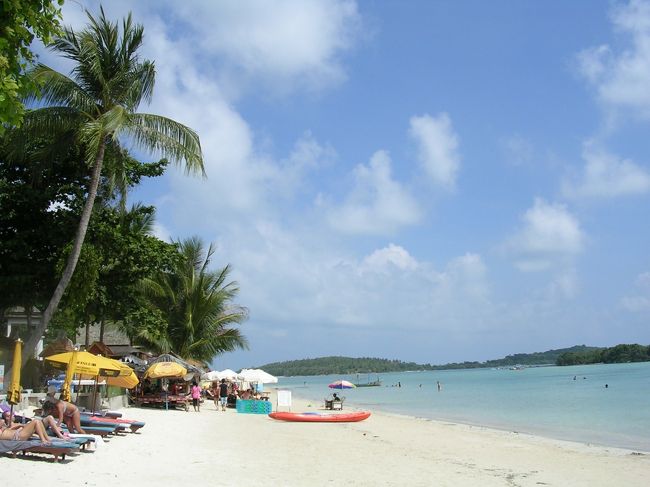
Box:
[2,393,648,486]
[284,388,650,456]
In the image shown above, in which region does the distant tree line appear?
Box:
[556,344,650,366]
[257,345,607,376]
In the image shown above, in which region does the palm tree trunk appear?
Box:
[85,321,91,347]
[18,139,107,370]
[99,320,104,343]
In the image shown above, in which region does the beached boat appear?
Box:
[268,411,371,422]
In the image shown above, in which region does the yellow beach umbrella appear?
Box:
[6,339,22,406]
[45,350,121,377]
[143,361,187,379]
[106,370,139,389]
[59,348,78,402]
[87,358,139,389]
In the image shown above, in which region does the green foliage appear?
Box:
[0,129,86,310]
[0,0,63,130]
[258,345,609,377]
[125,237,249,362]
[0,126,176,343]
[556,343,650,365]
[11,7,204,365]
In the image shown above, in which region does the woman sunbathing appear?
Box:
[44,390,86,434]
[0,418,52,444]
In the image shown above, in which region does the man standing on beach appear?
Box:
[219,379,229,411]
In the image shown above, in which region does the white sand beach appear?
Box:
[2,392,648,486]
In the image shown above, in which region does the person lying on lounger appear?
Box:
[43,390,86,434]
[0,418,53,444]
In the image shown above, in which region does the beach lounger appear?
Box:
[1,439,80,462]
[81,415,146,433]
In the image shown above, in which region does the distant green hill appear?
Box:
[256,345,602,377]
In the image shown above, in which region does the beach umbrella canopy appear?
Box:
[239,368,278,384]
[143,361,187,379]
[328,380,356,389]
[105,370,139,389]
[80,358,139,389]
[6,339,22,405]
[45,350,121,377]
[200,370,220,381]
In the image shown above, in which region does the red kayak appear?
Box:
[268,411,371,422]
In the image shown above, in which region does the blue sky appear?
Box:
[46,1,650,370]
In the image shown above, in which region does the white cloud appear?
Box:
[361,244,419,273]
[577,0,650,119]
[325,150,422,235]
[409,113,460,189]
[506,198,585,271]
[562,141,650,199]
[158,0,362,94]
[228,228,493,334]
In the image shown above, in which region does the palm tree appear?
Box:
[131,237,249,362]
[15,8,204,368]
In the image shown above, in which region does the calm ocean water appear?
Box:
[274,362,650,451]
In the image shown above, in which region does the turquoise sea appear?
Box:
[274,362,650,452]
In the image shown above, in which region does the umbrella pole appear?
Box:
[8,405,14,425]
[92,374,99,414]
[75,374,82,405]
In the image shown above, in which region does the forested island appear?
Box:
[258,344,649,377]
[555,343,650,365]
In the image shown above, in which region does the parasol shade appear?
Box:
[328,380,356,389]
[106,370,139,389]
[238,368,278,384]
[6,339,22,405]
[45,350,121,377]
[143,361,187,379]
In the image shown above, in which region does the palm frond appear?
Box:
[21,107,87,140]
[28,65,98,115]
[121,113,205,175]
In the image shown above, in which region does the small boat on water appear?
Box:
[268,411,371,423]
[353,374,382,387]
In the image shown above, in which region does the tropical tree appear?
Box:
[125,237,249,362]
[0,0,63,131]
[14,7,204,369]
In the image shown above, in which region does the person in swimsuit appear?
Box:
[0,418,53,444]
[44,390,86,434]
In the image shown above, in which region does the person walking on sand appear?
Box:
[219,379,229,411]
[191,381,202,412]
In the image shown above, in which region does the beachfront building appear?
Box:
[1,307,44,358]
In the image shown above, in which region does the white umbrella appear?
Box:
[238,368,278,384]
[200,370,220,381]
[201,369,239,381]
[218,369,239,380]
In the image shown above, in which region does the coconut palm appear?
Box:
[16,8,204,368]
[131,237,249,362]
